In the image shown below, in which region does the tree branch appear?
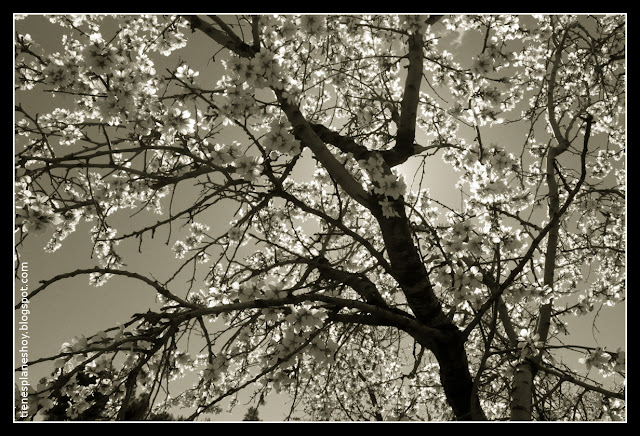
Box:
[313,255,404,316]
[275,90,371,207]
[533,363,624,400]
[546,25,573,152]
[179,293,447,349]
[182,15,255,58]
[15,267,199,310]
[384,32,424,166]
[275,189,392,274]
[184,15,372,208]
[463,117,592,338]
[358,371,384,421]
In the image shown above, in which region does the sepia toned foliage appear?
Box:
[15,14,624,421]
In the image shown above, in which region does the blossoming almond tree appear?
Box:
[15,14,625,421]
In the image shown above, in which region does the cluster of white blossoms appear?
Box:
[217,47,309,123]
[34,332,123,417]
[159,103,196,139]
[516,328,545,360]
[232,155,265,182]
[299,15,328,40]
[505,284,553,306]
[285,304,328,333]
[472,51,496,75]
[378,198,400,219]
[374,173,408,200]
[173,222,210,260]
[269,368,295,393]
[83,33,120,75]
[16,22,171,129]
[205,140,243,166]
[201,354,230,384]
[15,178,64,235]
[261,118,301,158]
[174,63,199,83]
[358,154,386,180]
[225,279,290,304]
[218,84,260,122]
[44,208,82,253]
[223,47,283,90]
[216,46,303,125]
[58,124,84,146]
[200,279,337,393]
[170,350,195,379]
[15,33,39,90]
[444,144,533,214]
[437,264,486,309]
[40,52,80,90]
[35,108,87,142]
[398,15,431,35]
[202,140,265,182]
[579,347,625,376]
[230,281,256,303]
[86,226,122,287]
[357,154,407,218]
[262,307,333,368]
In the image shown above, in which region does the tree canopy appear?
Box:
[15,14,625,421]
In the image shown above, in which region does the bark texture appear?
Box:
[374,199,485,420]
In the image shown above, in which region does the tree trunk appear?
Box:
[430,328,487,420]
[510,361,534,420]
[374,199,485,420]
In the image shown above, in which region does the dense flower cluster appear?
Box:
[579,347,625,376]
[173,222,210,260]
[15,14,625,422]
[398,15,431,35]
[233,155,264,182]
[373,173,407,200]
[15,178,64,235]
[517,329,544,360]
[205,141,243,166]
[223,48,283,89]
[355,154,408,218]
[261,118,301,158]
[160,104,196,139]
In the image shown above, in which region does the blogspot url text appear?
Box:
[17,261,31,419]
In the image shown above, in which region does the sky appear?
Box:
[14,14,625,421]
